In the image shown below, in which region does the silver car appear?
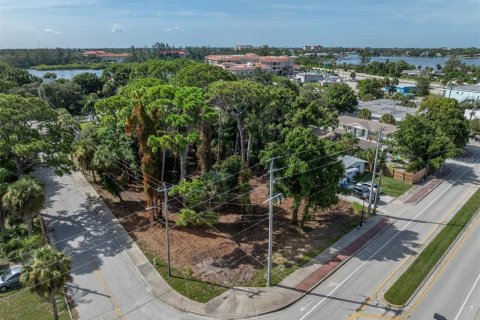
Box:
[0,265,22,292]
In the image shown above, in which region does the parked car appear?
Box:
[356,182,381,193]
[352,185,380,201]
[0,265,22,292]
[351,186,370,199]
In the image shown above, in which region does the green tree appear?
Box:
[470,119,480,137]
[39,80,83,114]
[148,86,216,180]
[2,176,45,235]
[288,97,339,129]
[0,168,14,233]
[359,50,371,65]
[321,83,357,113]
[362,148,377,171]
[350,72,356,80]
[20,246,72,320]
[418,96,469,148]
[358,109,372,120]
[394,114,458,172]
[0,94,73,176]
[357,79,384,101]
[415,76,430,96]
[72,72,103,94]
[207,80,268,167]
[260,127,344,229]
[171,63,236,89]
[380,113,396,125]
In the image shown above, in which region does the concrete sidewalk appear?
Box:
[72,171,391,318]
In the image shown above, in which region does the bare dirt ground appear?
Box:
[83,171,357,287]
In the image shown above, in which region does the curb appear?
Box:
[413,170,454,205]
[378,208,480,311]
[73,171,394,319]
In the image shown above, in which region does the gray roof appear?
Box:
[452,84,480,93]
[339,115,397,135]
[356,99,417,121]
[339,155,367,169]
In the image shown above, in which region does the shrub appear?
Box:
[176,208,219,227]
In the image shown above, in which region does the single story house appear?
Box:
[401,70,419,77]
[356,99,417,122]
[338,115,397,143]
[395,85,417,96]
[339,155,368,184]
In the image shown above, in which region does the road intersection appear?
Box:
[37,142,480,320]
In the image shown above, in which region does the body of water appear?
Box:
[27,69,103,80]
[339,54,480,69]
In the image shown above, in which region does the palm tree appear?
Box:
[380,113,397,125]
[20,246,72,320]
[2,176,45,236]
[363,148,377,171]
[358,109,372,120]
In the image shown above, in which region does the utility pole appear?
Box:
[367,127,383,216]
[268,159,274,287]
[159,184,172,277]
[266,158,282,287]
[373,165,383,214]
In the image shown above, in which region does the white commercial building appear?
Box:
[445,84,480,103]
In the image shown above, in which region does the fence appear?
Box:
[385,166,426,184]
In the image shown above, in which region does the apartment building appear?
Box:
[205,53,294,76]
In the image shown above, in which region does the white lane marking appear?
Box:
[328,281,338,288]
[299,166,472,320]
[454,272,480,320]
[300,301,313,312]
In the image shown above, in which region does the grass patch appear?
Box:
[31,63,107,70]
[0,288,70,320]
[384,188,480,305]
[357,172,412,197]
[141,247,228,303]
[352,202,365,215]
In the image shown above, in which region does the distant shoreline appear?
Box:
[31,63,107,71]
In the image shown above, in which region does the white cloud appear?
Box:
[111,24,126,33]
[43,28,60,34]
[163,26,185,32]
[18,26,35,32]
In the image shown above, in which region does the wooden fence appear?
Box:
[385,166,426,184]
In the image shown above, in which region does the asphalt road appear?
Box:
[407,209,480,320]
[37,169,212,320]
[256,143,480,320]
[36,142,480,320]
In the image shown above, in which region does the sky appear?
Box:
[1,0,479,49]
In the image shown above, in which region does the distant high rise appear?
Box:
[234,44,254,51]
[303,44,323,51]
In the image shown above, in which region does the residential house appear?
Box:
[337,115,397,149]
[395,85,417,96]
[339,155,368,184]
[401,70,419,77]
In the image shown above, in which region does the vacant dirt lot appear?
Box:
[83,172,358,287]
